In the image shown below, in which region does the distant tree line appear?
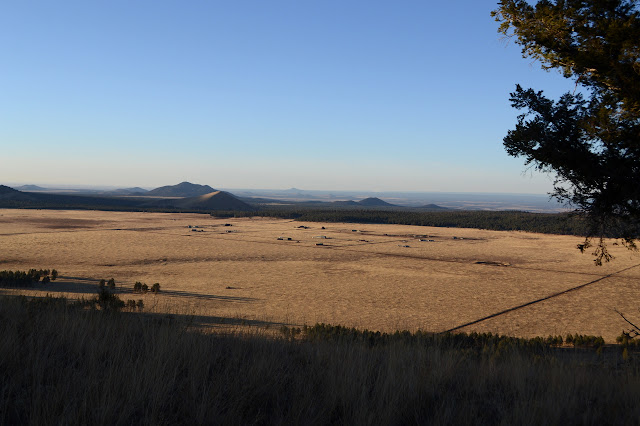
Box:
[212,209,598,236]
[0,269,58,287]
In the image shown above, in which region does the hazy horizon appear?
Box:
[4,180,557,196]
[2,1,571,193]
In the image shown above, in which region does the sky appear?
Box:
[1,1,578,193]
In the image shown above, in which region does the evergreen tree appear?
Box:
[493,0,640,264]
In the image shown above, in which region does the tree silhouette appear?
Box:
[493,0,640,264]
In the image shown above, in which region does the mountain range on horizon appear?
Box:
[4,181,567,212]
[0,183,253,212]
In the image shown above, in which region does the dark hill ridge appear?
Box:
[178,191,253,211]
[147,182,215,197]
[145,191,253,211]
[357,197,394,207]
[0,185,19,195]
[110,187,148,195]
[328,198,394,207]
[418,204,448,210]
[16,185,47,191]
[0,186,36,201]
[332,200,359,206]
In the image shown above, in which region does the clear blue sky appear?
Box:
[1,1,575,193]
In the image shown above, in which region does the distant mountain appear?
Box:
[109,187,149,195]
[0,185,34,201]
[357,197,394,207]
[418,203,448,210]
[146,182,215,197]
[145,191,253,211]
[332,200,359,206]
[16,184,47,191]
[0,185,20,195]
[178,191,253,211]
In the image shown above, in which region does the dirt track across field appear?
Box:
[1,209,639,341]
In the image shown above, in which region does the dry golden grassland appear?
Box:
[1,208,639,341]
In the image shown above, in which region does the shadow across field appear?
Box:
[444,263,640,333]
[159,289,258,303]
[139,310,286,329]
[0,276,259,304]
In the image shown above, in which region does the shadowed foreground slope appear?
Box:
[2,295,640,425]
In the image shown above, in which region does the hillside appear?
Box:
[15,185,47,191]
[146,191,253,211]
[357,197,394,207]
[146,182,215,197]
[418,203,448,210]
[177,191,253,211]
[332,200,359,206]
[0,185,19,195]
[0,186,33,201]
[109,187,148,195]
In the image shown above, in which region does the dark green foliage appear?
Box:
[493,0,640,263]
[291,324,572,356]
[28,269,41,282]
[96,287,125,311]
[98,279,106,289]
[133,281,151,294]
[151,283,160,293]
[51,269,58,280]
[107,278,115,289]
[0,269,56,288]
[564,333,605,349]
[216,208,593,236]
[617,333,640,351]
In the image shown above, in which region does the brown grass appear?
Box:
[2,295,640,424]
[1,208,639,341]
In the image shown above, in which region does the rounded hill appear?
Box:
[177,191,254,211]
[358,197,394,207]
[146,182,216,197]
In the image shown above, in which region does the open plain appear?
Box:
[1,208,639,342]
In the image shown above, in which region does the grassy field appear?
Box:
[1,208,639,341]
[2,295,640,425]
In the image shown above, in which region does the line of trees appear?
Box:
[213,209,593,236]
[0,269,58,287]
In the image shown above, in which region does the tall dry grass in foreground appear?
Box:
[2,295,640,425]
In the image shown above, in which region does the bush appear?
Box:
[51,269,58,280]
[28,269,41,283]
[151,283,160,293]
[108,278,115,289]
[133,282,149,293]
[99,279,106,289]
[96,287,124,311]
